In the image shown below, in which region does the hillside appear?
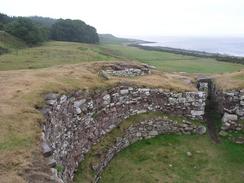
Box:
[99,34,148,44]
[0,31,26,53]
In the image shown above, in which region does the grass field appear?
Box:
[99,44,244,74]
[0,40,243,73]
[0,38,244,182]
[100,135,244,183]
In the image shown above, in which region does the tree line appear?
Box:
[0,13,99,45]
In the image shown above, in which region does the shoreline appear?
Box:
[129,43,244,65]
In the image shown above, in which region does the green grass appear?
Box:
[0,41,117,70]
[99,44,244,74]
[99,34,136,44]
[0,134,32,151]
[100,135,244,183]
[0,40,243,73]
[74,112,204,182]
[0,31,27,50]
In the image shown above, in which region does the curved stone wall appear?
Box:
[92,118,206,182]
[41,85,206,182]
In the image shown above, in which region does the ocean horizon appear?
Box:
[138,36,244,57]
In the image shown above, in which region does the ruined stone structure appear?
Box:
[41,85,207,182]
[101,63,152,77]
[197,78,244,132]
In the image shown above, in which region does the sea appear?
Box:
[138,36,244,57]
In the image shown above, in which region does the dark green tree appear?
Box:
[50,19,99,43]
[4,17,48,45]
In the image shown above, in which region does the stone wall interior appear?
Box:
[41,85,207,182]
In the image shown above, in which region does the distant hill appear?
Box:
[0,31,26,54]
[99,34,149,44]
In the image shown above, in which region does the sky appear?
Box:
[1,0,244,38]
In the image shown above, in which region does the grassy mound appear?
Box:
[101,135,244,183]
[0,31,27,51]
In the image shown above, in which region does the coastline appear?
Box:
[129,43,244,65]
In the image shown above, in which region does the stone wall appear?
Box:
[101,63,152,77]
[92,118,206,182]
[41,85,207,183]
[220,90,244,131]
[197,78,244,132]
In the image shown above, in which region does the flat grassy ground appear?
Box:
[0,41,243,74]
[99,44,244,74]
[101,135,244,183]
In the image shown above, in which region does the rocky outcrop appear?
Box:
[41,84,206,183]
[92,118,206,182]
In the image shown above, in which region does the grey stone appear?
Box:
[196,126,207,135]
[236,108,244,116]
[103,94,111,105]
[60,95,67,104]
[240,95,244,100]
[191,110,204,116]
[42,142,52,157]
[222,113,238,123]
[74,99,86,108]
[100,70,110,80]
[46,99,57,106]
[48,159,57,168]
[186,151,192,157]
[120,89,129,95]
[240,101,244,106]
[45,93,59,100]
[75,107,82,114]
[149,131,158,136]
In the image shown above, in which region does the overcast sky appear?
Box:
[1,0,244,38]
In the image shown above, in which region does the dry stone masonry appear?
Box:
[92,117,206,182]
[41,84,207,183]
[220,90,244,131]
[197,78,244,133]
[101,63,152,77]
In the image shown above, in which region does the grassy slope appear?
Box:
[0,40,243,74]
[101,135,244,183]
[99,34,134,44]
[0,41,117,70]
[0,31,27,50]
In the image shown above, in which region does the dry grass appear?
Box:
[214,69,244,90]
[0,61,197,182]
